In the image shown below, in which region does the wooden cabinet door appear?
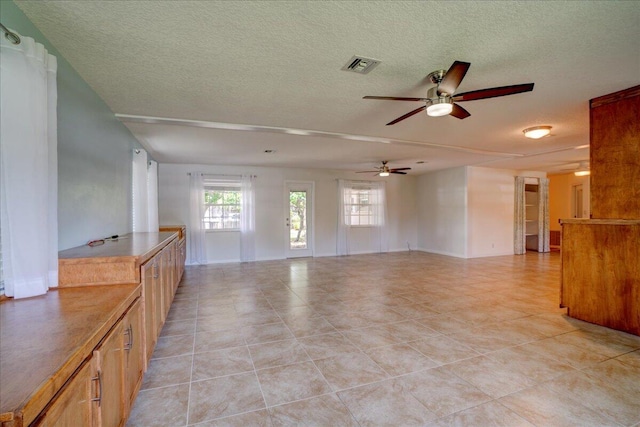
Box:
[94,321,125,427]
[123,298,144,411]
[179,239,186,281]
[34,360,95,426]
[153,256,164,338]
[142,260,156,365]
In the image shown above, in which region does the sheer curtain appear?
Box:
[240,174,256,262]
[371,181,389,253]
[337,179,350,255]
[132,149,149,232]
[538,178,550,253]
[0,30,58,298]
[147,160,159,232]
[513,176,526,255]
[188,172,207,264]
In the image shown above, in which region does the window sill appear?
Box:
[205,229,240,233]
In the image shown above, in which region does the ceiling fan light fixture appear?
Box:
[426,98,453,117]
[574,170,591,176]
[523,125,552,139]
[379,171,390,177]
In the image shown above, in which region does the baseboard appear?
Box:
[415,247,467,259]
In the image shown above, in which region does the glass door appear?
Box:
[285,182,313,258]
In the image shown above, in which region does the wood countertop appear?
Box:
[560,218,640,225]
[0,283,140,426]
[57,232,177,287]
[58,232,176,264]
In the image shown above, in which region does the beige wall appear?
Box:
[549,173,591,231]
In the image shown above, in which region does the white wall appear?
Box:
[416,166,547,259]
[416,167,468,257]
[158,163,418,263]
[466,166,517,258]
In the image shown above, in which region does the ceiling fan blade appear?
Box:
[364,96,428,102]
[390,167,411,171]
[391,171,407,175]
[452,83,534,102]
[438,61,471,95]
[386,105,426,126]
[450,103,471,119]
[355,170,380,173]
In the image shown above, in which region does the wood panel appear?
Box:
[561,221,640,335]
[590,85,640,219]
[32,360,94,427]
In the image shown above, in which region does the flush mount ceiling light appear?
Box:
[523,125,552,139]
[426,98,453,117]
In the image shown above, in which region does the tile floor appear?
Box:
[127,251,640,426]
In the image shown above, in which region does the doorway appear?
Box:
[572,184,584,218]
[285,181,314,258]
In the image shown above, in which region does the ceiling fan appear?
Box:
[356,160,411,176]
[364,60,534,125]
[558,161,590,176]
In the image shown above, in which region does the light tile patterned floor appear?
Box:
[127,251,640,426]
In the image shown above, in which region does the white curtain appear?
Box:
[538,178,550,253]
[132,149,149,232]
[0,31,58,298]
[147,160,159,232]
[371,181,389,253]
[514,176,526,255]
[337,179,350,255]
[188,172,207,264]
[240,174,256,262]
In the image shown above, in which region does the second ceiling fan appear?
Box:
[364,60,534,125]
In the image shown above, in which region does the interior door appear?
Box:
[285,181,314,258]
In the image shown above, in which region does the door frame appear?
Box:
[284,181,315,258]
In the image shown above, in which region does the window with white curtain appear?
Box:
[203,178,242,231]
[342,184,385,227]
[337,180,387,256]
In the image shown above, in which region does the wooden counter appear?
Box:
[1,231,184,426]
[560,219,640,335]
[58,232,177,287]
[0,284,140,426]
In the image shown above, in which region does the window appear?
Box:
[341,182,385,227]
[345,187,375,226]
[203,180,241,230]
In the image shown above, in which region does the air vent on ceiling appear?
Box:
[341,56,381,74]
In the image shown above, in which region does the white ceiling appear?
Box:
[15,1,640,175]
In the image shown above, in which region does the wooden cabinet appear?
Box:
[590,85,640,219]
[560,85,640,336]
[142,261,156,366]
[93,321,125,427]
[33,361,94,427]
[1,232,185,427]
[123,299,144,411]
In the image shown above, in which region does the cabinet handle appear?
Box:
[124,325,133,351]
[91,370,102,407]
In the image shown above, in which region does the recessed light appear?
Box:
[523,126,552,139]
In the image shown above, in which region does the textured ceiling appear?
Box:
[15,1,640,174]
